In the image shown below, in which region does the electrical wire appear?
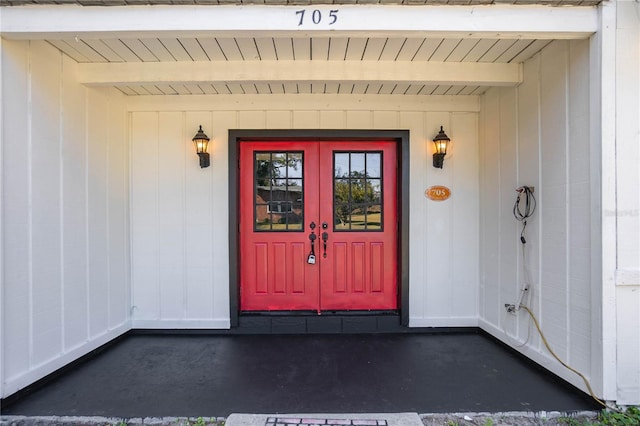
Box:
[513,186,536,244]
[502,186,535,347]
[519,305,620,412]
[510,186,624,414]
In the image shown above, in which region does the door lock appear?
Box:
[308,222,317,265]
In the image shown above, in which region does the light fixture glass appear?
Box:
[192,125,210,168]
[432,126,450,169]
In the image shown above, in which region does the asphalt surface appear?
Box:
[1,333,599,418]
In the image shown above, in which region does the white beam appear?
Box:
[78,60,522,86]
[1,5,597,40]
[593,0,617,402]
[125,94,480,113]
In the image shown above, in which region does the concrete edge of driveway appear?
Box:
[0,411,600,426]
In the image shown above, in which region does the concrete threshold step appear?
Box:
[225,413,423,426]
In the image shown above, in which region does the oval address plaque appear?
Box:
[425,185,451,201]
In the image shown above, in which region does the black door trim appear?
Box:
[229,129,410,328]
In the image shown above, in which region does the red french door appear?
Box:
[239,140,397,312]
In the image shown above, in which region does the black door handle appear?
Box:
[321,231,328,258]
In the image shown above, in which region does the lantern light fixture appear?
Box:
[192,125,210,168]
[432,126,451,169]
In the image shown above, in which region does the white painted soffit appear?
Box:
[0,0,605,6]
[0,4,598,96]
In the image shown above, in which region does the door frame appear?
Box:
[229,129,410,327]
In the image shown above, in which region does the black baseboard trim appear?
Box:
[130,314,477,335]
[0,332,130,410]
[477,329,601,409]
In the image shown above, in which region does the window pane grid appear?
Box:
[333,151,383,232]
[254,151,303,232]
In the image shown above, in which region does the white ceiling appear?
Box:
[50,36,552,96]
[1,0,604,5]
[2,1,597,96]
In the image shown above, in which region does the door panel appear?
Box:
[240,141,319,311]
[239,140,397,312]
[318,141,397,310]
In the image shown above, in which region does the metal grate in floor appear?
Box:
[266,419,388,426]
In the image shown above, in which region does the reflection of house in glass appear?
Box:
[255,185,303,230]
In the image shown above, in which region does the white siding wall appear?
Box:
[478,40,599,395]
[128,96,480,328]
[0,39,130,398]
[614,1,640,405]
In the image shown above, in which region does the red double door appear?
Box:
[239,140,397,312]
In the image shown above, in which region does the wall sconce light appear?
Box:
[192,125,210,168]
[432,126,451,169]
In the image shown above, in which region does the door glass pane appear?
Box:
[351,153,365,175]
[365,204,382,230]
[288,153,303,178]
[334,153,349,178]
[255,151,304,231]
[271,153,288,180]
[367,180,381,203]
[366,153,381,178]
[333,151,383,232]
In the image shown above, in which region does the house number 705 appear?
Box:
[296,9,339,26]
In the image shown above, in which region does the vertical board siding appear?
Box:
[567,39,592,375]
[185,112,214,319]
[2,40,31,383]
[451,112,480,318]
[131,112,160,320]
[402,111,427,321]
[615,3,640,273]
[1,40,129,398]
[158,112,185,319]
[62,54,89,350]
[479,88,501,327]
[424,111,453,319]
[30,41,63,366]
[320,111,346,129]
[516,55,542,347]
[108,91,129,329]
[0,37,3,400]
[265,111,291,128]
[210,111,234,320]
[479,40,595,393]
[88,88,111,337]
[539,41,569,358]
[497,87,518,332]
[130,103,480,328]
[615,2,640,405]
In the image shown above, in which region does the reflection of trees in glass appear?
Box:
[255,160,273,187]
[256,153,302,187]
[334,171,380,226]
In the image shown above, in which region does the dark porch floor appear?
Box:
[1,332,598,417]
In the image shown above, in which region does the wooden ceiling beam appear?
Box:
[77,60,522,86]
